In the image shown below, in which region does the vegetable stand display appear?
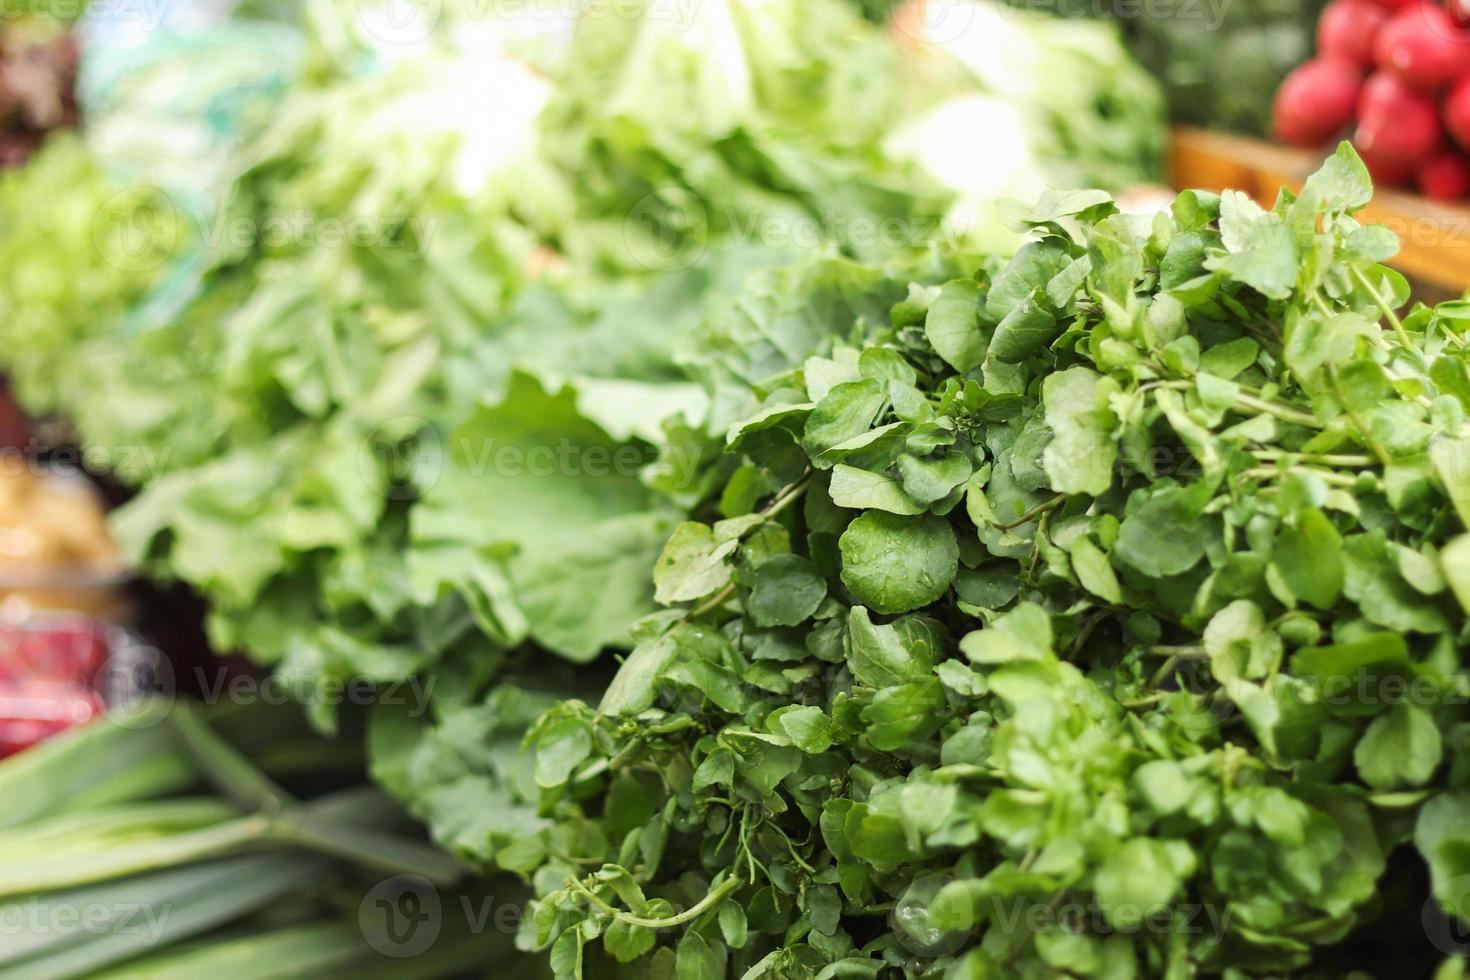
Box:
[7,1,1470,978]
[1171,127,1470,292]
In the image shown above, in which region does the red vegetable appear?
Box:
[1355,70,1442,160]
[1448,74,1470,152]
[1448,0,1470,29]
[1374,4,1470,90]
[1418,151,1470,198]
[1318,0,1390,67]
[1358,142,1418,186]
[0,682,102,758]
[1274,58,1364,147]
[1363,0,1418,7]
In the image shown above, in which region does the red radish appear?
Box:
[1364,0,1417,7]
[1448,0,1470,29]
[1374,4,1470,91]
[1318,0,1390,68]
[1418,152,1470,199]
[1357,142,1418,186]
[1355,70,1442,160]
[1448,74,1470,152]
[0,682,102,758]
[1274,58,1364,147]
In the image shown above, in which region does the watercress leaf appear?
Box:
[989,290,1060,363]
[1343,532,1451,633]
[1302,141,1374,214]
[828,464,924,516]
[1114,484,1213,577]
[604,919,656,963]
[803,379,888,461]
[839,512,959,615]
[718,902,748,949]
[1356,703,1442,790]
[924,279,986,373]
[1198,337,1259,380]
[1093,839,1188,928]
[1203,600,1280,683]
[987,242,1073,321]
[675,931,723,980]
[774,705,834,754]
[536,717,592,788]
[1274,508,1345,611]
[1443,534,1470,615]
[748,554,827,628]
[959,602,1053,664]
[847,606,932,688]
[897,452,973,507]
[1206,193,1299,300]
[1042,366,1118,496]
[1069,535,1122,604]
[653,522,738,604]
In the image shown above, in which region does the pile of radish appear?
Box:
[1275,0,1470,200]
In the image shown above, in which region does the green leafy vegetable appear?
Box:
[512,146,1470,979]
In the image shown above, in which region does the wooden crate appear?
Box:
[1169,127,1470,294]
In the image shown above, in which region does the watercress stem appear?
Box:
[1251,450,1373,467]
[570,873,742,929]
[993,494,1063,530]
[1352,266,1425,368]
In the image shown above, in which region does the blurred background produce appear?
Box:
[1275,0,1470,199]
[981,0,1330,135]
[0,404,137,758]
[0,698,543,978]
[889,0,1164,247]
[0,9,79,167]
